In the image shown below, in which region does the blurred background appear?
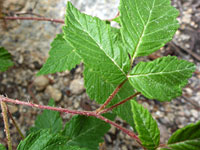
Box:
[0,0,200,149]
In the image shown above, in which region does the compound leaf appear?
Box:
[0,47,14,72]
[37,34,81,75]
[120,0,179,59]
[131,101,160,150]
[29,99,62,134]
[166,121,200,150]
[62,114,114,150]
[128,56,195,101]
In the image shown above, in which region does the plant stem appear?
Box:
[100,92,141,114]
[0,101,12,150]
[2,16,65,24]
[1,14,120,24]
[96,115,141,144]
[0,96,141,144]
[96,79,127,113]
[6,105,25,140]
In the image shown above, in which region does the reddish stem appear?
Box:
[2,16,65,24]
[0,96,141,144]
[96,79,127,113]
[100,92,141,114]
[2,14,120,24]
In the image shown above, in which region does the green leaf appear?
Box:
[37,34,81,75]
[131,100,160,150]
[112,16,120,24]
[120,0,179,59]
[0,47,14,72]
[63,2,135,127]
[166,121,200,150]
[17,130,70,150]
[63,2,130,83]
[0,144,6,150]
[29,99,62,134]
[62,114,114,150]
[128,56,196,101]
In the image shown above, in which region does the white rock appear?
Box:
[45,86,62,102]
[191,109,199,118]
[69,78,85,95]
[34,76,49,91]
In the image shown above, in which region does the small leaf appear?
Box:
[0,144,6,150]
[62,114,114,150]
[37,34,81,75]
[131,101,160,150]
[120,0,179,59]
[29,99,62,134]
[0,47,14,72]
[166,121,200,150]
[128,56,196,101]
[17,130,69,150]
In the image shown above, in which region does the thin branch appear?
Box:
[96,79,127,113]
[96,115,141,144]
[1,101,12,150]
[6,105,25,140]
[2,16,65,24]
[0,96,141,144]
[100,92,141,114]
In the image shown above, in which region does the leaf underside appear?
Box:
[128,56,196,101]
[165,121,200,150]
[120,0,179,59]
[0,47,14,72]
[131,101,160,150]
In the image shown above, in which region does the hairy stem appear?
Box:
[1,14,120,24]
[96,79,127,113]
[6,105,25,140]
[100,92,141,114]
[1,101,12,150]
[2,16,65,24]
[0,96,141,144]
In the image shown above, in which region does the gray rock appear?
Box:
[34,76,49,91]
[45,85,62,102]
[191,109,199,118]
[7,105,18,114]
[69,78,85,95]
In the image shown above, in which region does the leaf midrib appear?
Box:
[168,138,200,147]
[131,0,155,61]
[135,106,157,147]
[128,67,194,78]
